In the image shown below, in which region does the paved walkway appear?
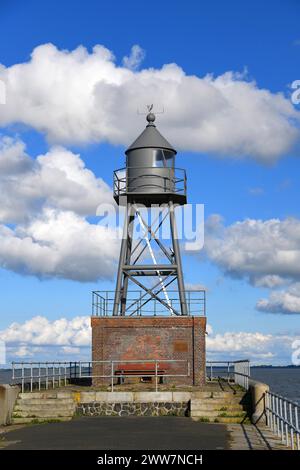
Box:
[227,424,289,450]
[0,417,288,451]
[1,417,229,450]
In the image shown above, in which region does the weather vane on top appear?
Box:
[137,104,164,116]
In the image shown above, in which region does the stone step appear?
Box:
[11,416,72,424]
[191,391,245,398]
[14,404,76,412]
[16,398,75,406]
[190,403,245,412]
[19,392,72,400]
[213,415,250,423]
[191,415,249,424]
[190,410,247,418]
[190,398,244,406]
[12,409,74,418]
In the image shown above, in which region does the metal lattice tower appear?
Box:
[112,111,188,316]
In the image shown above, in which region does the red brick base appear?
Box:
[91,316,206,387]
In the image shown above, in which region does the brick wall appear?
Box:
[91,316,206,387]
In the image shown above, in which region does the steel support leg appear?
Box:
[120,208,135,315]
[169,201,188,315]
[113,204,131,316]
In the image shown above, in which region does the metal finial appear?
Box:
[146,112,156,124]
[146,105,156,125]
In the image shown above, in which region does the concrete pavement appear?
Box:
[1,416,229,450]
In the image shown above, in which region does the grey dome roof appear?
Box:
[125,120,176,155]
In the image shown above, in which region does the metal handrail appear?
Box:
[92,289,206,316]
[265,390,300,450]
[12,361,70,393]
[11,359,190,394]
[206,360,250,390]
[79,359,190,392]
[113,167,187,197]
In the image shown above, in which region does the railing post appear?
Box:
[155,360,158,392]
[276,396,280,437]
[265,392,269,427]
[289,403,294,450]
[284,400,288,446]
[30,363,33,392]
[279,398,284,443]
[21,362,24,393]
[272,394,275,432]
[248,361,250,389]
[295,405,300,450]
[111,361,114,392]
[46,362,49,390]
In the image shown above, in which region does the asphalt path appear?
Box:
[2,416,229,450]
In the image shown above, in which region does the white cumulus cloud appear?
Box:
[0,135,120,281]
[204,215,300,286]
[0,208,119,281]
[202,215,300,314]
[0,43,299,161]
[257,282,300,314]
[0,136,113,223]
[122,45,145,70]
[0,315,91,347]
[207,330,299,364]
[1,316,92,362]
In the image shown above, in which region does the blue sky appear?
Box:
[0,0,300,365]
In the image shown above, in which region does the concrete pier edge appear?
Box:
[0,384,20,425]
[248,379,270,425]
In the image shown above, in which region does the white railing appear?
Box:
[233,360,251,390]
[79,359,190,392]
[11,359,190,393]
[265,391,300,450]
[12,361,72,393]
[92,289,206,317]
[206,360,250,390]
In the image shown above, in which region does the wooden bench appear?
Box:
[114,363,167,384]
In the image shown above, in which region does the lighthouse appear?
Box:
[91,110,206,387]
[112,109,188,317]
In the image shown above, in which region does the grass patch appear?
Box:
[197,417,210,423]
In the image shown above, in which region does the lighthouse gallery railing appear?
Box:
[113,167,187,198]
[92,289,205,317]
